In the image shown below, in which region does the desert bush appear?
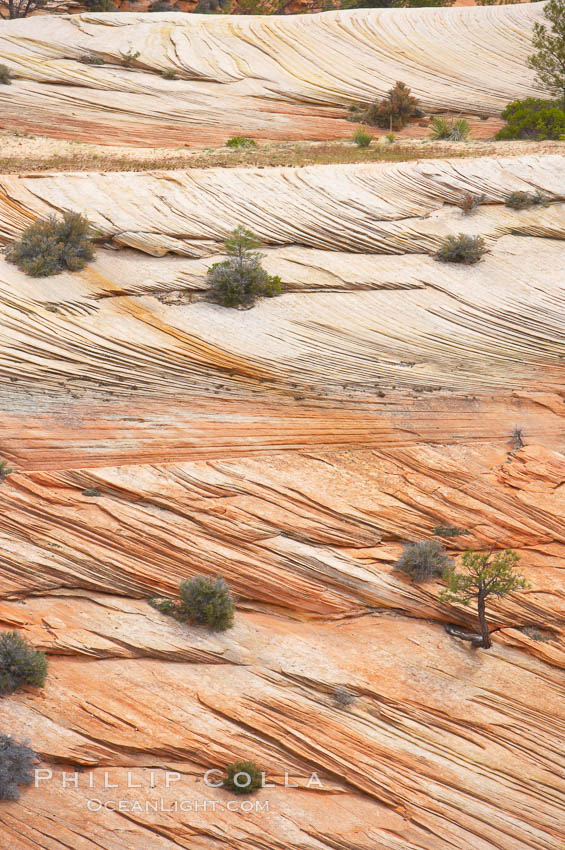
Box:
[179,575,235,631]
[521,626,550,643]
[385,132,396,143]
[79,55,105,66]
[505,191,550,210]
[433,525,470,538]
[161,69,177,79]
[207,226,281,308]
[495,98,565,141]
[6,213,95,278]
[334,685,356,707]
[0,64,12,85]
[510,426,524,450]
[459,192,484,215]
[82,487,101,497]
[363,81,421,130]
[395,539,453,582]
[434,234,488,265]
[122,49,140,67]
[225,136,257,149]
[429,116,470,141]
[223,761,263,794]
[352,128,373,148]
[0,736,36,801]
[0,461,13,481]
[0,631,48,696]
[85,0,117,9]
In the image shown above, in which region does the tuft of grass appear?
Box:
[0,64,12,85]
[82,487,101,497]
[435,234,488,265]
[433,525,470,538]
[385,132,396,143]
[430,116,470,142]
[225,136,257,150]
[352,128,373,148]
[505,190,550,210]
[122,50,140,67]
[0,460,13,481]
[521,626,550,643]
[223,761,263,795]
[161,69,177,80]
[79,55,105,66]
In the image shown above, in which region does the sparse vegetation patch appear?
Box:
[0,736,36,801]
[395,539,453,582]
[0,631,48,696]
[6,212,95,277]
[434,234,488,265]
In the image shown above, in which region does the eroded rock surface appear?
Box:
[0,126,563,849]
[0,5,546,145]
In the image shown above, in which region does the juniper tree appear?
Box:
[528,0,565,105]
[440,549,527,649]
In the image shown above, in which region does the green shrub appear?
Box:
[459,192,484,215]
[435,234,488,265]
[505,190,550,210]
[495,98,565,141]
[0,736,36,801]
[385,132,396,143]
[161,69,177,80]
[6,212,95,278]
[0,64,12,85]
[521,626,550,643]
[352,128,373,148]
[0,631,48,696]
[225,136,257,149]
[433,525,470,538]
[85,0,117,9]
[82,487,101,497]
[363,81,421,130]
[179,575,235,631]
[223,761,263,794]
[207,226,281,308]
[395,539,452,582]
[429,116,470,141]
[0,461,13,481]
[79,55,105,66]
[122,50,140,67]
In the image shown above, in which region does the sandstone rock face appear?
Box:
[0,6,564,848]
[0,148,563,848]
[0,4,546,146]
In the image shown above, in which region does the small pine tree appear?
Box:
[528,0,565,105]
[207,226,281,308]
[0,735,36,800]
[364,82,421,130]
[223,760,263,794]
[178,575,235,631]
[440,549,528,648]
[0,631,48,695]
